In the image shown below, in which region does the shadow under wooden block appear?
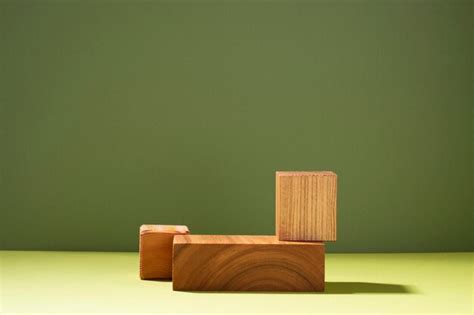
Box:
[139,224,189,280]
[172,235,324,292]
[186,282,415,295]
[276,171,337,241]
[324,282,416,294]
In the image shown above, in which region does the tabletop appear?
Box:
[1,251,472,314]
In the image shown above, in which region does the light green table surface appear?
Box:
[1,251,472,314]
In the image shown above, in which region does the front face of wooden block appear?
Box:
[172,235,325,291]
[139,225,189,280]
[276,172,337,241]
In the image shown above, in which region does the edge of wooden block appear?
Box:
[173,234,325,245]
[140,224,190,235]
[275,172,281,237]
[276,171,337,177]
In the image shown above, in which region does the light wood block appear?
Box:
[276,171,337,241]
[172,235,325,291]
[139,224,189,280]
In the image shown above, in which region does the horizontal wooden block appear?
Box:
[276,171,337,241]
[172,235,324,291]
[139,224,189,280]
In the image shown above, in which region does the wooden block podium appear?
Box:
[139,225,189,280]
[172,235,324,291]
[276,171,337,241]
[140,170,338,293]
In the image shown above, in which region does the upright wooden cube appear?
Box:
[139,224,189,280]
[276,171,337,241]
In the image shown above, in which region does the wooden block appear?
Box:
[139,224,189,280]
[276,171,337,241]
[172,235,324,291]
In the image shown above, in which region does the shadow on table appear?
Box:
[324,281,416,294]
[185,282,416,294]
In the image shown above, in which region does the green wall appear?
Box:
[1,0,472,252]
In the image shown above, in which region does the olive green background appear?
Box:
[1,0,472,252]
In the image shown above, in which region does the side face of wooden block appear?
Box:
[172,235,325,292]
[139,225,189,280]
[276,171,337,241]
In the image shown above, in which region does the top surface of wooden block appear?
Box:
[276,171,336,176]
[140,225,189,235]
[174,235,323,246]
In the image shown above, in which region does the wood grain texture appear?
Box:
[139,225,189,280]
[172,235,325,291]
[276,171,337,241]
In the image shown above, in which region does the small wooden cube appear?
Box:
[276,171,337,241]
[139,224,189,279]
